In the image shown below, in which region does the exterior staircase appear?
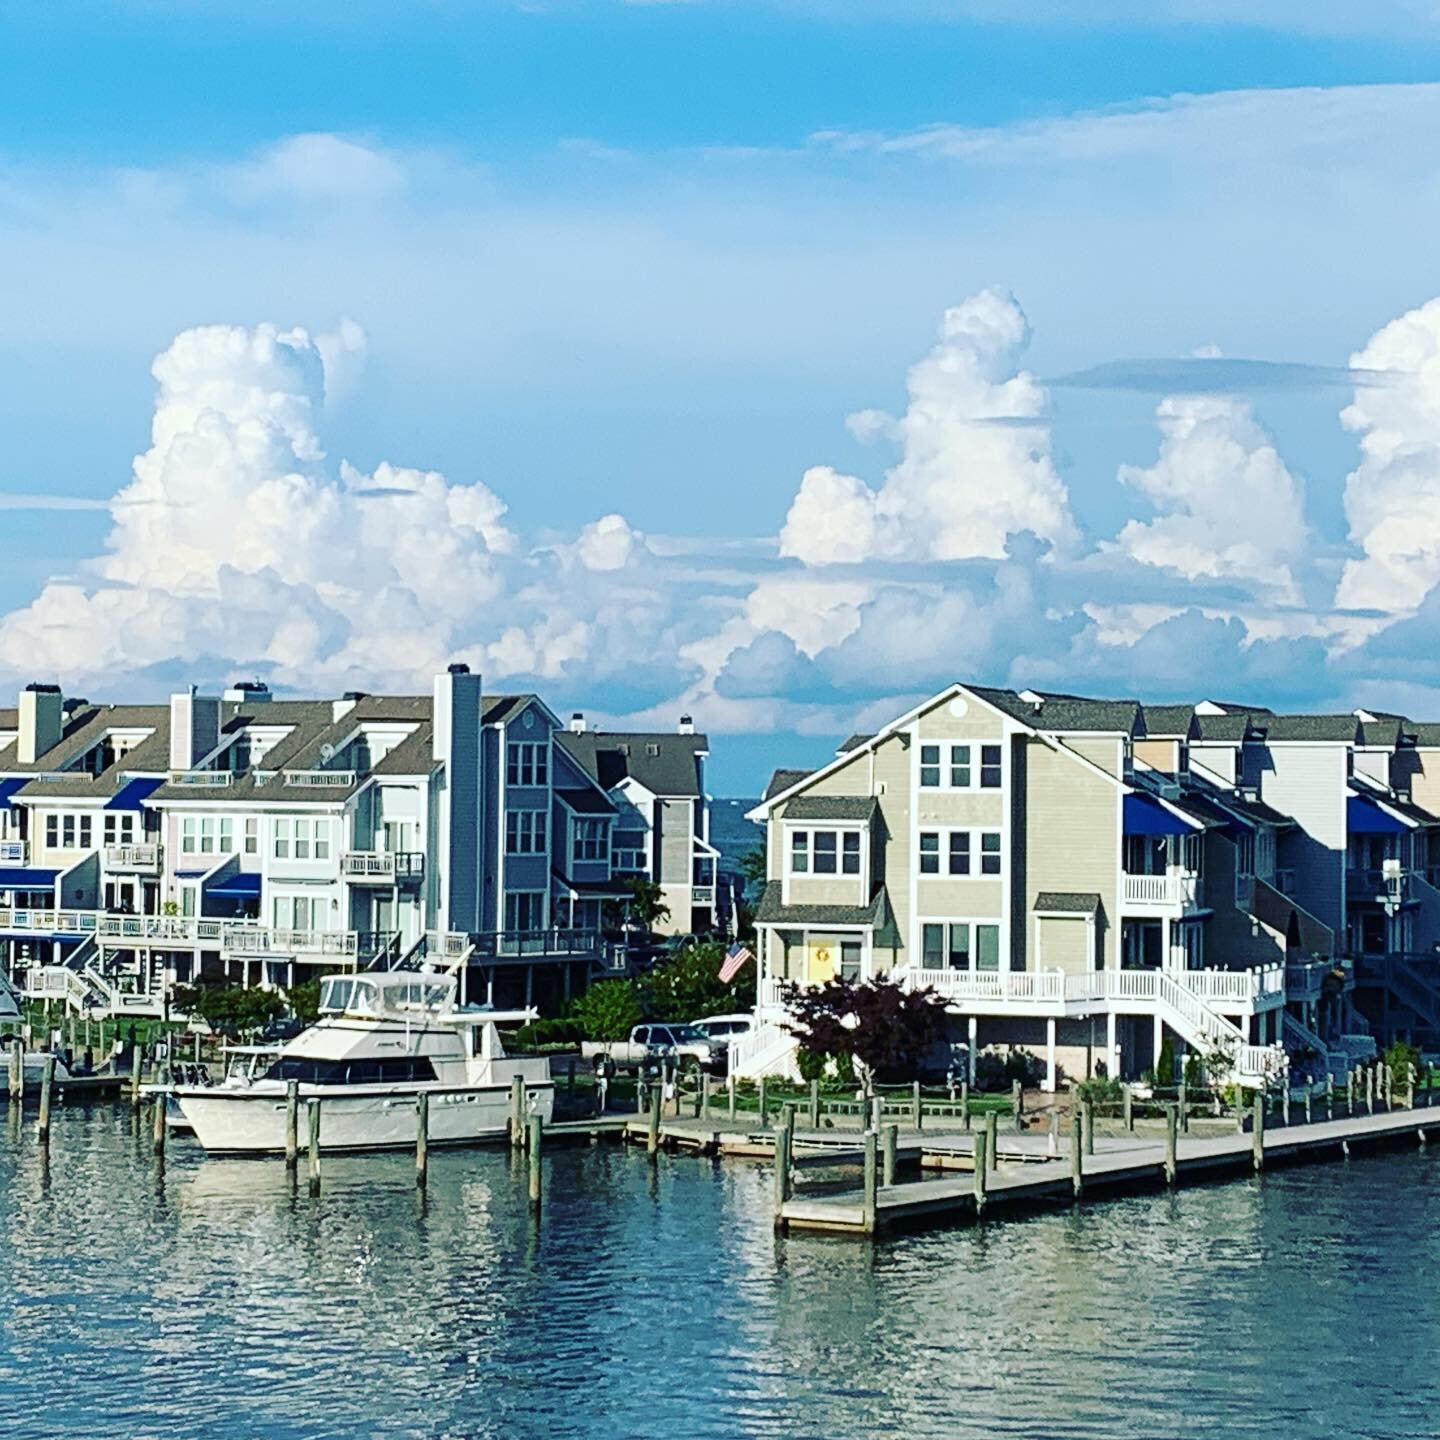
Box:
[729,1019,800,1081]
[1152,970,1281,1087]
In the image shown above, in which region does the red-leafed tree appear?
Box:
[782,976,950,1082]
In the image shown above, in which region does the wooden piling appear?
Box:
[1347,1070,1355,1116]
[1070,1108,1083,1199]
[1281,1084,1290,1127]
[882,1123,898,1187]
[527,1115,543,1212]
[1123,1084,1133,1132]
[7,1038,21,1103]
[130,1047,143,1110]
[510,1076,525,1150]
[37,1056,54,1145]
[307,1100,322,1195]
[1082,1098,1095,1156]
[757,1076,768,1129]
[1177,1078,1187,1133]
[985,1108,999,1171]
[1163,1102,1177,1185]
[1303,1089,1312,1126]
[285,1081,299,1170]
[861,1131,878,1235]
[727,1074,737,1122]
[1047,1107,1059,1158]
[647,1081,662,1157]
[1408,1064,1418,1110]
[973,1129,988,1217]
[773,1109,794,1221]
[1011,1079,1022,1133]
[1326,1073,1334,1120]
[1384,1064,1393,1112]
[1252,1094,1264,1172]
[960,1081,970,1131]
[913,1080,923,1131]
[152,1087,166,1157]
[694,1072,705,1120]
[870,1094,883,1134]
[1365,1065,1375,1115]
[416,1092,429,1189]
[808,1079,820,1130]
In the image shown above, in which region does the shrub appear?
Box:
[1075,1074,1123,1105]
[570,979,643,1043]
[637,940,756,1021]
[783,977,949,1083]
[515,1019,586,1049]
[1385,1040,1422,1091]
[1157,1035,1177,1086]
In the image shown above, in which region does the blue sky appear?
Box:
[5,2,1440,793]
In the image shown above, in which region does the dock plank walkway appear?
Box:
[779,1104,1440,1236]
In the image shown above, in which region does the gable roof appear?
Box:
[1253,714,1361,744]
[782,795,879,823]
[1139,704,1195,738]
[970,686,1142,735]
[1192,714,1256,743]
[555,729,707,798]
[764,768,813,801]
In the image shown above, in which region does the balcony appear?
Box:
[92,913,360,959]
[104,843,161,874]
[0,839,27,865]
[282,769,356,789]
[1122,871,1203,911]
[1347,866,1410,902]
[469,928,603,961]
[0,906,100,937]
[341,851,424,885]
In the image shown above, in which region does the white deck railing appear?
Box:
[103,843,161,873]
[1121,871,1202,907]
[0,906,100,935]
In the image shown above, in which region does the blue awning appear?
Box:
[106,776,164,811]
[207,872,261,900]
[1347,794,1408,835]
[0,778,27,810]
[0,867,60,889]
[175,868,210,879]
[1123,793,1195,836]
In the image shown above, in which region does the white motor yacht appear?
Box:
[170,971,554,1155]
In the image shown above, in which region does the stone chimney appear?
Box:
[17,683,63,764]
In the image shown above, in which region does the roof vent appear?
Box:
[223,680,271,703]
[570,712,587,734]
[1018,689,1044,711]
[344,690,368,702]
[678,714,694,736]
[447,662,470,676]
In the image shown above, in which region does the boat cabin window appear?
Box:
[317,976,452,1018]
[262,1056,439,1084]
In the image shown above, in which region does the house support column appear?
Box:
[1153,1012,1163,1069]
[1106,1011,1118,1078]
[524,966,533,1010]
[1161,916,1172,971]
[967,1015,977,1084]
[1044,1018,1056,1093]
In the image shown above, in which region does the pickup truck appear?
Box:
[582,1022,724,1076]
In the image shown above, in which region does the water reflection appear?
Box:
[3,1108,1439,1439]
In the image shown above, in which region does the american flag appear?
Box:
[717,941,754,984]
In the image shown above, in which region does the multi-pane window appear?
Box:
[790,831,810,874]
[273,817,331,861]
[46,813,95,849]
[506,742,549,787]
[504,891,545,932]
[790,829,861,876]
[842,832,861,875]
[613,830,647,871]
[506,809,548,855]
[919,831,940,874]
[573,818,609,863]
[920,745,941,788]
[274,894,325,931]
[980,744,1003,789]
[981,831,1002,875]
[840,939,862,981]
[948,832,971,875]
[813,832,838,874]
[922,923,944,967]
[922,922,976,971]
[243,818,258,855]
[950,745,971,788]
[103,814,136,845]
[976,923,1001,971]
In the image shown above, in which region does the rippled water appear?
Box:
[3,1103,1438,1439]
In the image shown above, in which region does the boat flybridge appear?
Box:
[170,970,553,1155]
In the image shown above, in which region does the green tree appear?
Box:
[170,980,284,1037]
[622,876,670,931]
[638,940,756,1022]
[738,845,768,890]
[571,978,643,1042]
[287,979,323,1024]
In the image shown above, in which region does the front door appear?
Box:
[807,933,839,984]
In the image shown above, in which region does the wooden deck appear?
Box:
[778,1104,1440,1236]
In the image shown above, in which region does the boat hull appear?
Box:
[173,1082,556,1155]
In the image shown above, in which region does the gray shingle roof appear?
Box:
[556,787,617,816]
[763,768,812,801]
[838,733,873,754]
[1034,891,1101,914]
[1408,722,1440,747]
[1254,715,1361,743]
[555,730,707,798]
[1140,704,1195,738]
[753,880,891,930]
[782,795,878,823]
[1358,719,1403,749]
[1192,714,1256,742]
[970,685,1142,734]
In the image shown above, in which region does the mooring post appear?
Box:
[285,1081,299,1171]
[1325,1072,1334,1120]
[1177,1078,1187,1134]
[510,1076,525,1150]
[7,1038,21,1104]
[647,1080,662,1158]
[1047,1107,1059,1158]
[961,1081,970,1132]
[1281,1083,1290,1128]
[1082,1098,1095,1156]
[1070,1108,1083,1199]
[973,1128,988,1217]
[985,1108,999,1171]
[727,1073,737,1122]
[862,1130,878,1235]
[1252,1094,1264,1173]
[416,1091,429,1189]
[1365,1065,1375,1115]
[1123,1084,1133,1132]
[882,1122,898,1186]
[870,1094,883,1134]
[1409,1063,1419,1110]
[1304,1088,1312,1126]
[913,1080,923,1131]
[307,1100,322,1196]
[808,1078,820,1130]
[757,1076,768,1129]
[37,1056,54,1146]
[152,1086,166,1158]
[527,1115,543,1213]
[1163,1102,1178,1186]
[1011,1079,1022,1134]
[130,1045,143,1110]
[695,1072,706,1121]
[773,1108,794,1223]
[1347,1070,1355,1116]
[1384,1063,1393,1112]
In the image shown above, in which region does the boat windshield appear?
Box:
[318,975,453,1018]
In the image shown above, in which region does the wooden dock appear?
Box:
[777,1103,1440,1236]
